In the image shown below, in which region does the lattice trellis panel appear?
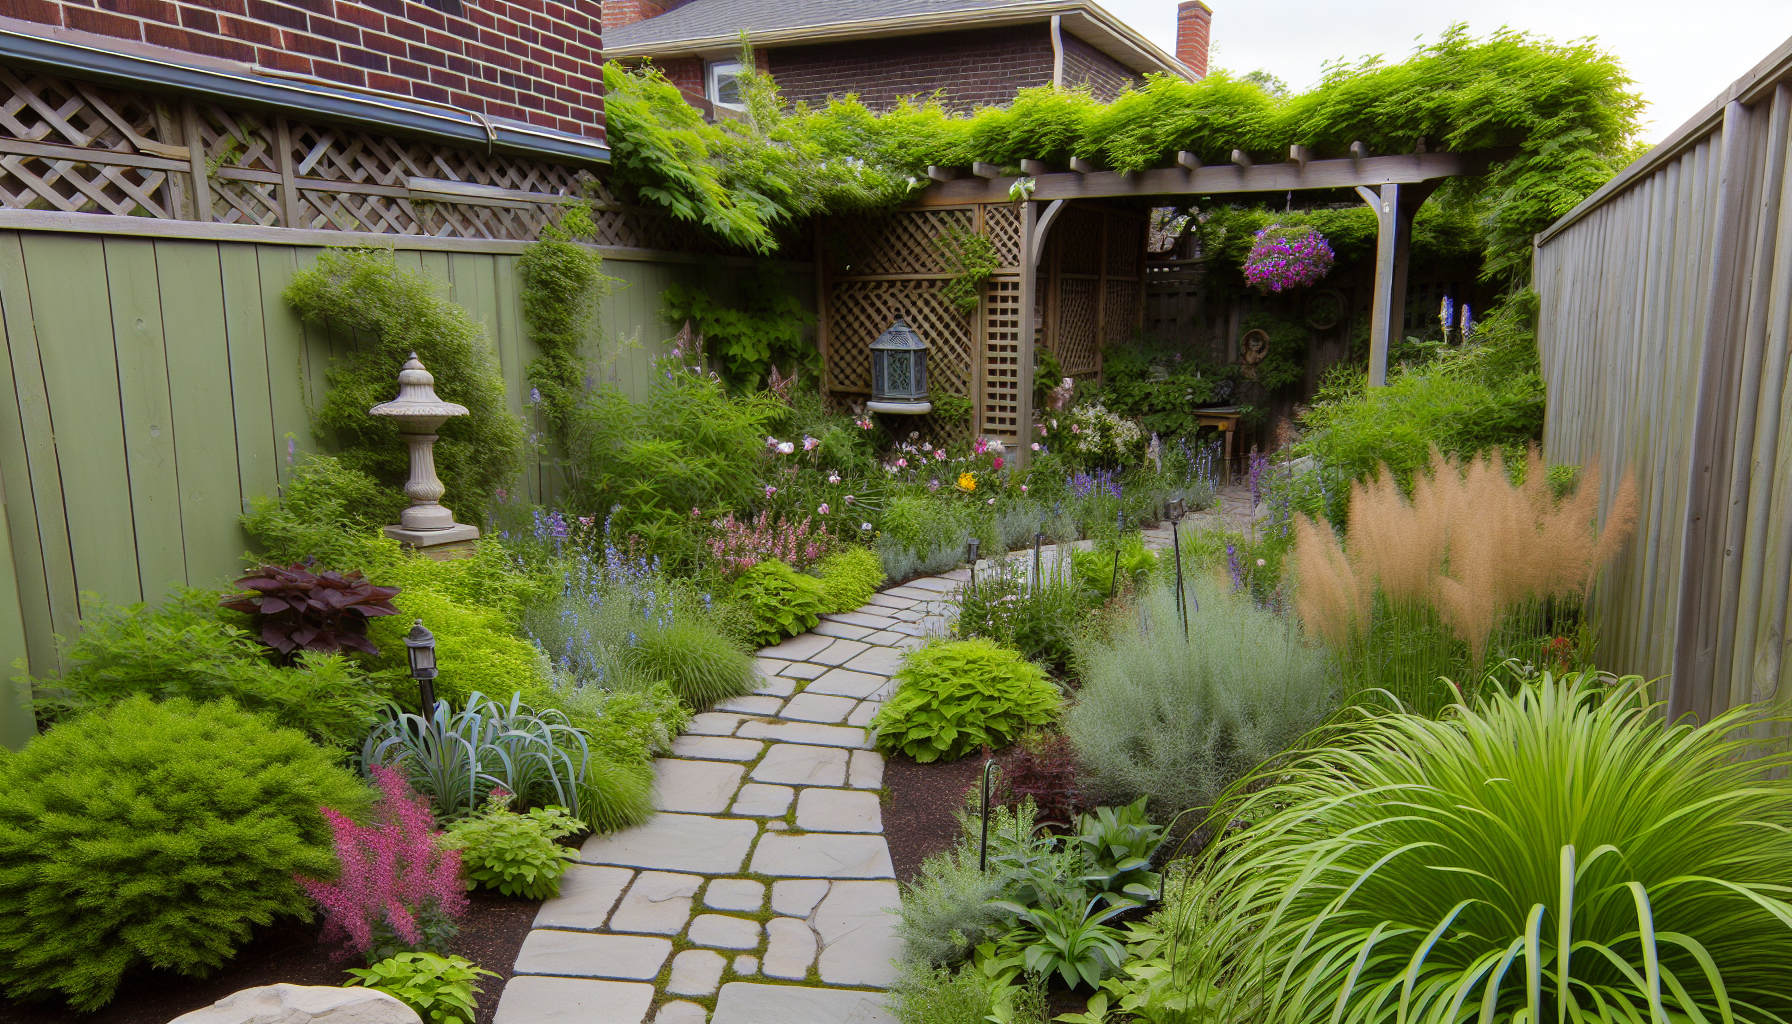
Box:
[1056,277,1101,377]
[981,277,1023,440]
[983,203,1022,268]
[0,66,179,217]
[826,278,974,395]
[827,209,975,276]
[1103,278,1139,345]
[1056,206,1105,276]
[1107,217,1145,277]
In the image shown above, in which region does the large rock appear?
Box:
[167,984,421,1024]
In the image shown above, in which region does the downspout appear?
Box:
[1050,14,1064,88]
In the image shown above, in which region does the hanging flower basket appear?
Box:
[1243,226,1335,292]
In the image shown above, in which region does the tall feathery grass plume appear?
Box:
[1295,447,1637,712]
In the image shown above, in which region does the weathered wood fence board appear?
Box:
[0,226,814,720]
[1535,35,1792,718]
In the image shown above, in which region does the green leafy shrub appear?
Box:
[732,559,828,647]
[0,696,369,1010]
[817,546,886,612]
[551,681,690,763]
[660,266,817,388]
[33,589,382,747]
[873,639,1061,763]
[367,585,551,711]
[519,235,614,439]
[344,952,497,1024]
[285,248,524,520]
[622,619,755,708]
[1070,536,1158,596]
[1066,579,1333,819]
[954,558,1097,675]
[241,452,404,567]
[897,798,1040,972]
[1176,674,1792,1024]
[445,794,580,899]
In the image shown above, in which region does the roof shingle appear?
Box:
[609,0,1045,50]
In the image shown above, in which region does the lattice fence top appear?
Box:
[826,208,977,277]
[0,60,708,250]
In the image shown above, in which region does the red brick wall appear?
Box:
[601,0,692,34]
[767,24,1055,113]
[1060,32,1142,101]
[1175,1,1210,79]
[0,0,607,138]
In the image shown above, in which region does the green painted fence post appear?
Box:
[0,476,36,751]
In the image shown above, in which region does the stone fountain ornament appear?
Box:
[369,352,481,548]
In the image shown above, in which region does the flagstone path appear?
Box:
[490,511,1226,1024]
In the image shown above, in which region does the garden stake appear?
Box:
[1110,547,1122,599]
[979,758,998,872]
[1172,521,1188,638]
[1032,532,1043,594]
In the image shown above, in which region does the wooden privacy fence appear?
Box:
[1534,35,1792,720]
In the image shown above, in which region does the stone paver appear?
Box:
[848,750,885,790]
[703,878,765,912]
[534,865,635,931]
[750,744,849,787]
[809,638,870,666]
[667,949,727,997]
[670,735,763,762]
[750,833,895,878]
[582,814,759,874]
[652,759,745,814]
[712,983,891,1024]
[608,871,702,935]
[803,669,887,700]
[780,692,857,724]
[494,977,656,1024]
[715,695,785,715]
[513,931,671,980]
[762,918,818,980]
[770,879,831,917]
[736,719,872,750]
[796,788,883,833]
[687,914,762,949]
[501,570,923,1021]
[730,782,795,816]
[814,882,902,986]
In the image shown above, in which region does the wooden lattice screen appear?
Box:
[818,205,1022,440]
[1038,202,1148,379]
[0,63,699,247]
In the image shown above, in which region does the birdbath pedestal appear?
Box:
[369,353,481,553]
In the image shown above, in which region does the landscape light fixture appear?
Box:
[404,619,438,718]
[867,318,932,414]
[1164,500,1192,637]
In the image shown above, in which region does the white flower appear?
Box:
[827,473,841,484]
[1031,442,1041,451]
[987,498,996,505]
[777,441,795,455]
[860,522,872,532]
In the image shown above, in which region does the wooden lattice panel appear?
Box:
[828,209,974,276]
[1056,277,1100,377]
[0,66,177,217]
[981,277,1023,439]
[1056,205,1104,276]
[983,202,1023,268]
[826,279,973,394]
[1107,217,1145,277]
[1103,278,1139,345]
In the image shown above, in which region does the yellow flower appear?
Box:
[957,472,977,492]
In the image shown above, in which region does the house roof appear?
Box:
[606,0,1193,81]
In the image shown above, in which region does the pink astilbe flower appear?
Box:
[709,511,832,577]
[297,765,466,961]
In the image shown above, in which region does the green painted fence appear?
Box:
[0,225,813,747]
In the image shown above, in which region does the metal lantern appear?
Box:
[404,618,439,718]
[867,318,931,414]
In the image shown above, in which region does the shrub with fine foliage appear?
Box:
[817,546,887,613]
[732,559,828,647]
[0,697,369,1010]
[873,639,1061,763]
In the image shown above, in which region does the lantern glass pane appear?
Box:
[872,350,886,396]
[409,644,435,673]
[912,353,926,396]
[886,352,911,395]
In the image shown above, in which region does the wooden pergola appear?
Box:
[911,147,1475,459]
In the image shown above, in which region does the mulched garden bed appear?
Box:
[0,891,536,1024]
[881,751,984,883]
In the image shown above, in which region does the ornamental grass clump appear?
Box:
[1172,674,1792,1024]
[1295,447,1637,714]
[300,764,468,963]
[0,696,368,1010]
[872,639,1062,763]
[1242,225,1334,292]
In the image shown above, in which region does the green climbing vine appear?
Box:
[518,204,619,446]
[938,228,1001,316]
[659,265,817,390]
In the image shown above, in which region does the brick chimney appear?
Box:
[605,0,697,34]
[1176,1,1212,79]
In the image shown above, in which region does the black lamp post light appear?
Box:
[868,318,932,414]
[404,618,438,718]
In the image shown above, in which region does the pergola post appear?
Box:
[1015,200,1038,466]
[1356,182,1423,387]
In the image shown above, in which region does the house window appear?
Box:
[708,60,745,110]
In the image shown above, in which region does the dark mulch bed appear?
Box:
[882,751,985,883]
[0,891,537,1024]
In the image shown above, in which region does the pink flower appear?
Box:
[845,495,856,505]
[934,450,946,461]
[922,442,933,452]
[578,516,594,526]
[818,503,830,515]
[827,473,841,484]
[1071,424,1081,434]
[765,485,778,498]
[896,458,908,468]
[987,498,996,505]
[928,478,941,492]
[1031,442,1042,451]
[691,507,701,517]
[1021,485,1029,492]
[803,436,819,451]
[992,456,1005,471]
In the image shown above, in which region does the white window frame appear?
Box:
[707,59,746,110]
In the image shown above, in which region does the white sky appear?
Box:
[1099,0,1792,143]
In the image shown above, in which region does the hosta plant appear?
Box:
[1175,673,1792,1024]
[731,558,828,647]
[872,639,1061,763]
[344,951,496,1024]
[444,792,580,899]
[221,563,400,657]
[982,897,1130,991]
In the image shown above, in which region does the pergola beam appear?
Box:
[913,150,1470,205]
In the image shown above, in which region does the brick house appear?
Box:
[0,0,608,142]
[604,0,1211,115]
